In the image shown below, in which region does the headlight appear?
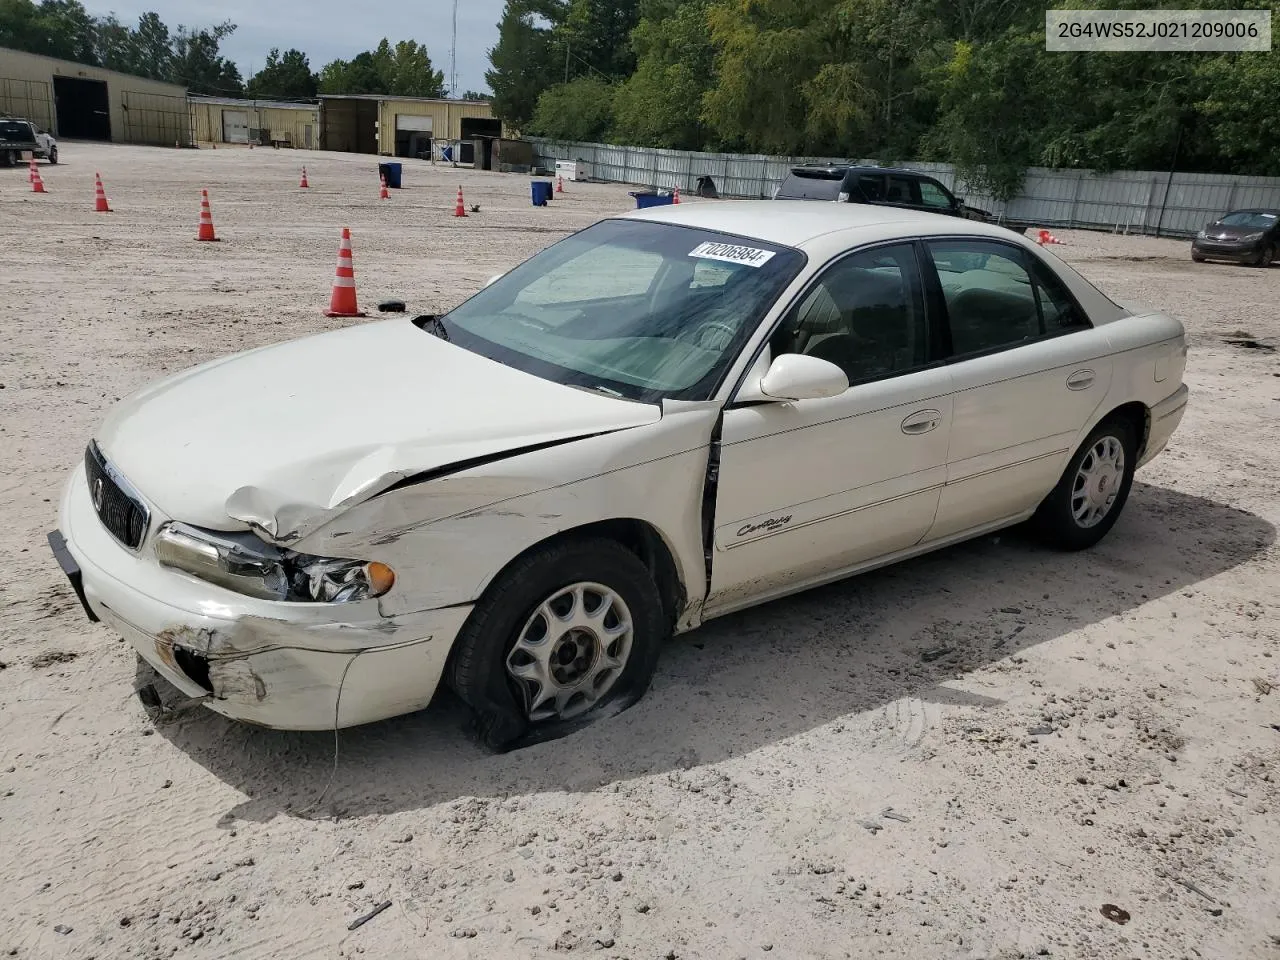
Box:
[1196,230,1207,239]
[837,191,850,202]
[155,522,395,603]
[1241,231,1265,241]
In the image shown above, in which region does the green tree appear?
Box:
[372,38,445,97]
[702,0,821,154]
[34,0,96,62]
[170,21,243,95]
[133,12,173,80]
[317,40,445,97]
[561,0,640,77]
[1194,50,1280,175]
[318,51,384,94]
[611,0,715,149]
[0,0,45,54]
[246,47,317,99]
[462,90,490,100]
[527,76,615,141]
[486,0,568,129]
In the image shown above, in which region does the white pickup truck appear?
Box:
[1,117,57,167]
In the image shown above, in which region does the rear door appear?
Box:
[920,238,1115,541]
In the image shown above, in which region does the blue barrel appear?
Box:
[531,180,553,206]
[630,191,674,209]
[378,162,402,188]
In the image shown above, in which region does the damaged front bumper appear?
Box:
[53,468,473,730]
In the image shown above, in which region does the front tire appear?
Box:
[448,537,666,751]
[47,146,57,164]
[1191,251,1205,263]
[1256,243,1275,267]
[1033,418,1138,551]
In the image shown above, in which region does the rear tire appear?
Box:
[447,537,666,751]
[1033,418,1138,551]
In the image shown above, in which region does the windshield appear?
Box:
[1219,211,1278,229]
[436,219,805,402]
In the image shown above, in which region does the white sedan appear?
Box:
[49,201,1189,748]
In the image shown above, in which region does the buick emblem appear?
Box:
[92,477,105,512]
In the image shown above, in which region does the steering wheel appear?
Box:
[677,320,737,350]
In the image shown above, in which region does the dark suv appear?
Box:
[774,163,1004,224]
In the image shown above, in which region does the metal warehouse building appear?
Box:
[318,94,502,161]
[188,96,320,148]
[0,46,189,145]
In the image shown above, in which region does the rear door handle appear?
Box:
[1066,369,1095,390]
[901,409,942,435]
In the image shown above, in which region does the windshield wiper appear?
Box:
[416,315,451,342]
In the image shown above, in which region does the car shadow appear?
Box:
[148,481,1274,823]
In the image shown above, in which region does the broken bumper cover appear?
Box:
[55,468,473,730]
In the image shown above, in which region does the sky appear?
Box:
[87,0,507,95]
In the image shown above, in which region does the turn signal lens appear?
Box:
[366,561,396,597]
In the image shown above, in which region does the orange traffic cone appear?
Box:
[1036,228,1064,245]
[299,167,309,189]
[380,175,389,200]
[28,156,36,182]
[673,186,681,204]
[453,186,467,217]
[196,189,219,241]
[323,228,367,318]
[31,166,46,194]
[93,173,112,212]
[556,175,564,194]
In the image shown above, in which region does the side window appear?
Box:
[918,180,954,210]
[856,174,886,201]
[770,243,927,385]
[927,240,1041,355]
[885,176,918,205]
[1028,259,1090,331]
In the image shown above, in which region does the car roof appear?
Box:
[1223,208,1280,216]
[617,200,1018,252]
[790,163,921,176]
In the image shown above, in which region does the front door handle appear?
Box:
[1066,369,1095,390]
[901,409,942,435]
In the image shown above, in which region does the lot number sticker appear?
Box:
[689,241,776,268]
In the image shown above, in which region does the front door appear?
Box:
[705,242,954,616]
[920,238,1114,541]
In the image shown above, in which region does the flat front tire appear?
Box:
[448,537,666,751]
[1033,418,1138,551]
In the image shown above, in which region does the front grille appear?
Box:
[85,443,149,550]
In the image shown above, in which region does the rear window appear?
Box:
[775,169,845,201]
[0,121,34,141]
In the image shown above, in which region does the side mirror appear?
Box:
[755,354,848,402]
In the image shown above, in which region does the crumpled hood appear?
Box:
[96,318,660,539]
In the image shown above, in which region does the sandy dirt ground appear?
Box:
[2,143,1279,960]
